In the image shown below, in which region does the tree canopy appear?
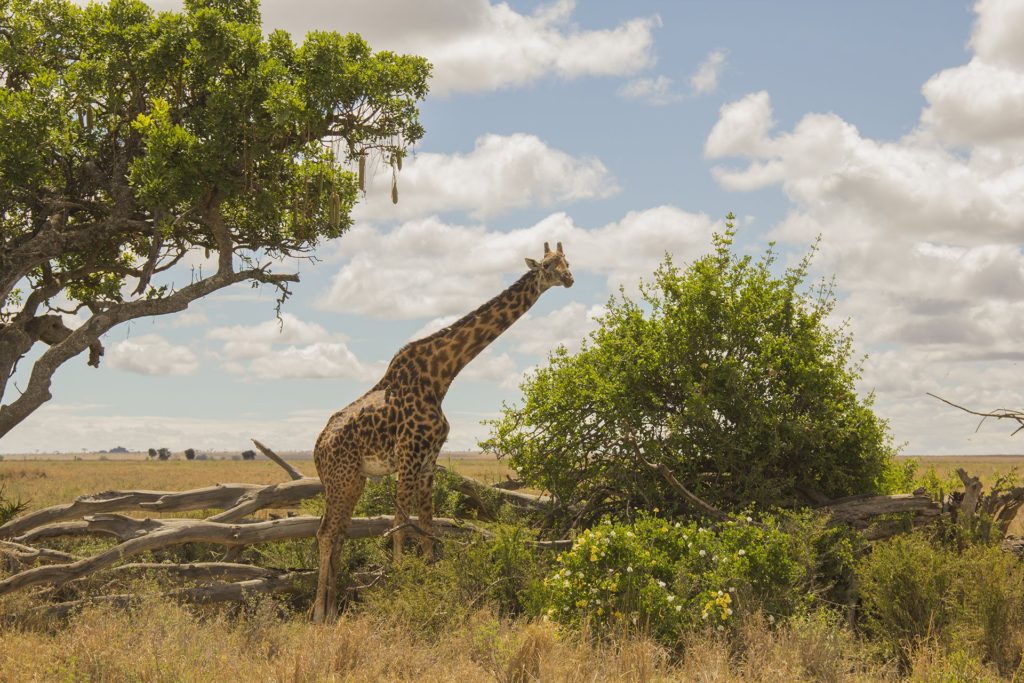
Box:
[482,216,905,525]
[0,0,430,438]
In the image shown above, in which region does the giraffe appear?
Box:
[311,242,574,622]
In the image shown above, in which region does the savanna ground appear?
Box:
[0,454,1022,682]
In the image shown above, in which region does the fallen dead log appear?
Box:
[819,492,941,528]
[103,561,292,583]
[0,514,480,596]
[0,540,79,572]
[0,484,264,539]
[1,469,544,541]
[34,570,318,621]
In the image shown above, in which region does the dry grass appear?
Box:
[0,596,1011,683]
[901,455,1024,484]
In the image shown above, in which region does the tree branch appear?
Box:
[0,265,298,439]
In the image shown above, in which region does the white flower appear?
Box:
[626,531,635,538]
[737,549,746,556]
[768,615,775,624]
[675,605,682,612]
[717,591,723,597]
[726,608,733,615]
[626,566,633,573]
[699,549,706,557]
[656,580,666,588]
[717,625,724,632]
[745,516,753,523]
[728,587,736,593]
[609,531,616,537]
[667,595,675,602]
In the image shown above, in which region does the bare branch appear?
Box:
[927,393,1024,435]
[0,265,298,439]
[251,438,306,480]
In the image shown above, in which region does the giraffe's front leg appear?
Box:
[416,468,436,562]
[392,474,415,562]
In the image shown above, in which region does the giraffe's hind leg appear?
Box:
[312,470,365,624]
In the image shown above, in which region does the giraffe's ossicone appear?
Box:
[311,242,574,623]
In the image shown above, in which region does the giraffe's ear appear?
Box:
[525,258,540,270]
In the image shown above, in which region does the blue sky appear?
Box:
[8,0,1024,456]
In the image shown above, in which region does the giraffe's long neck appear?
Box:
[378,270,544,398]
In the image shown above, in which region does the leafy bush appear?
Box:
[359,525,550,636]
[540,513,823,644]
[857,533,1024,673]
[484,217,901,524]
[0,483,28,526]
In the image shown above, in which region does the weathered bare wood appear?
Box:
[251,438,306,481]
[37,571,318,621]
[104,561,289,582]
[437,465,552,512]
[819,492,940,527]
[15,515,168,543]
[206,478,324,523]
[0,515,478,595]
[956,468,983,521]
[634,453,736,525]
[0,540,78,571]
[2,469,538,540]
[0,484,262,539]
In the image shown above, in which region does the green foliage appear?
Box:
[483,216,900,522]
[359,525,550,637]
[0,483,28,525]
[350,469,508,520]
[0,0,429,334]
[540,512,829,645]
[857,534,1024,674]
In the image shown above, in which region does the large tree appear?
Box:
[0,0,430,438]
[483,216,905,525]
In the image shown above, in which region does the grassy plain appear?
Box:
[0,454,514,512]
[0,455,1020,681]
[900,454,1024,484]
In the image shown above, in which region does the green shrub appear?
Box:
[951,544,1024,674]
[484,218,901,525]
[857,534,955,665]
[541,513,820,644]
[857,534,1024,674]
[358,524,550,637]
[0,484,28,526]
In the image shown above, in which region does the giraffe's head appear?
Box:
[526,242,574,289]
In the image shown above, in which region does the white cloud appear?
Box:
[106,334,198,376]
[509,301,604,356]
[206,313,375,380]
[318,207,716,320]
[260,0,659,96]
[460,350,521,389]
[356,134,618,222]
[919,0,1024,146]
[246,343,379,381]
[689,49,727,94]
[617,76,682,106]
[702,0,1024,454]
